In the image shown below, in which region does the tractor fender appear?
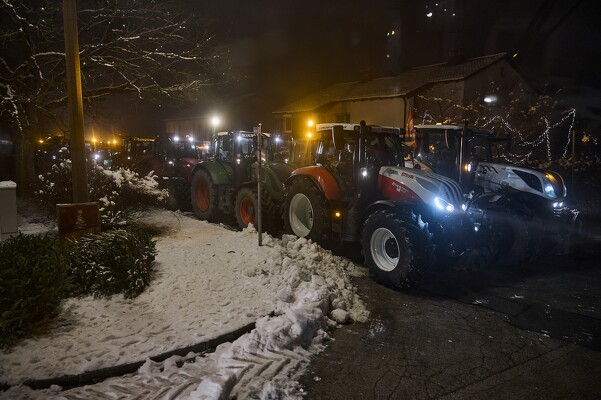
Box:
[191,160,231,186]
[178,157,200,183]
[256,162,293,198]
[363,199,429,223]
[286,166,341,201]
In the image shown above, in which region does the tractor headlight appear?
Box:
[543,177,556,197]
[435,196,454,213]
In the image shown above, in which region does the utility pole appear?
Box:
[63,0,88,203]
[256,124,263,246]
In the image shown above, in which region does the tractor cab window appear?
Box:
[130,140,153,158]
[415,129,459,177]
[218,135,233,161]
[316,129,356,172]
[365,134,401,166]
[170,141,198,159]
[234,135,254,157]
[466,135,492,163]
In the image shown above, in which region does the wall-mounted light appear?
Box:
[483,95,498,104]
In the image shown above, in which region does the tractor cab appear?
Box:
[413,124,509,191]
[314,122,408,193]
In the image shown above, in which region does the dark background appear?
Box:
[100,0,600,135]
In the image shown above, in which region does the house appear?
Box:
[272,53,530,137]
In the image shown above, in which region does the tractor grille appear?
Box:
[427,173,464,208]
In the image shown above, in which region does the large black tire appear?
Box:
[261,190,282,233]
[173,179,192,211]
[235,188,259,229]
[361,209,433,289]
[283,179,327,242]
[478,209,530,269]
[191,169,219,221]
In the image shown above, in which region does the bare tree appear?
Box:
[1,0,225,193]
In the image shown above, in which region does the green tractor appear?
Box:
[190,131,294,231]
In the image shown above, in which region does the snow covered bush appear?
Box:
[33,154,168,229]
[0,234,70,349]
[65,228,157,299]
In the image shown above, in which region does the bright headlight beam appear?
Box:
[434,197,454,213]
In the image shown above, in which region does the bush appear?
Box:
[0,228,157,348]
[66,228,157,299]
[0,234,70,349]
[33,154,168,230]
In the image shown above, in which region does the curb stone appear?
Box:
[2,321,256,392]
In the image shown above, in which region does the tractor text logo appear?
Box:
[401,171,414,179]
[392,182,409,193]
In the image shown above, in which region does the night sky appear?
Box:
[102,0,600,135]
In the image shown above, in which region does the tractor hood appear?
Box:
[474,162,567,201]
[378,166,464,214]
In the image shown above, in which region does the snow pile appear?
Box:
[0,180,16,188]
[1,210,367,399]
[189,234,368,399]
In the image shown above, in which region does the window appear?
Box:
[284,115,292,133]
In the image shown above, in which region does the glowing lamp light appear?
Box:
[307,132,312,138]
[173,135,180,142]
[434,197,454,213]
[334,211,341,218]
[307,120,314,128]
[426,12,433,17]
[483,95,498,104]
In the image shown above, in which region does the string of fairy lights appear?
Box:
[419,108,586,162]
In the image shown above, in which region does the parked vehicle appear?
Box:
[412,123,578,267]
[282,121,577,288]
[190,131,294,231]
[112,133,202,210]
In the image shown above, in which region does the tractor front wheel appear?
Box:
[235,188,259,229]
[362,209,433,288]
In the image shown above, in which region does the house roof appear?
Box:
[274,53,509,114]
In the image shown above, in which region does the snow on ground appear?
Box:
[1,208,368,399]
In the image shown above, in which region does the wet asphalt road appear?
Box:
[300,224,601,399]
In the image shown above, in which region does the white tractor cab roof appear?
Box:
[316,123,402,135]
[216,130,272,138]
[415,124,495,137]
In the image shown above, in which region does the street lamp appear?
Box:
[211,116,220,135]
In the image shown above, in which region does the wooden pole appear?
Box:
[63,0,88,203]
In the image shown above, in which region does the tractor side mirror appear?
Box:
[332,125,345,151]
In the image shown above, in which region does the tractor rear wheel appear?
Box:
[284,179,327,242]
[191,169,219,221]
[235,188,258,229]
[361,209,433,288]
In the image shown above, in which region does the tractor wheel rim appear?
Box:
[370,227,399,272]
[289,193,313,237]
[194,177,210,211]
[240,197,255,225]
